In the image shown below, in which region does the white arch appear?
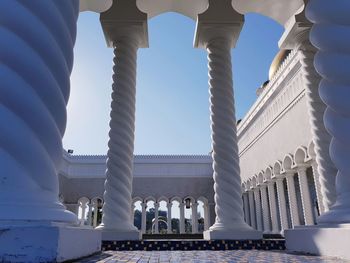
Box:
[307,141,316,159]
[79,0,113,13]
[264,166,273,182]
[257,171,264,185]
[232,0,304,26]
[132,196,144,204]
[144,196,157,203]
[170,196,182,203]
[294,146,308,166]
[157,196,169,203]
[136,0,208,20]
[283,154,294,172]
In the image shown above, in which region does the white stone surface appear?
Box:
[79,0,113,12]
[286,225,350,260]
[0,225,101,263]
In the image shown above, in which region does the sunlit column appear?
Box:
[306,0,350,225]
[248,190,256,229]
[204,203,210,231]
[297,166,315,225]
[267,181,280,233]
[286,172,301,227]
[97,0,147,241]
[253,188,263,231]
[276,178,289,232]
[154,202,159,234]
[191,202,198,234]
[179,202,185,234]
[167,202,172,234]
[131,203,136,223]
[0,0,78,225]
[260,185,271,233]
[310,161,325,214]
[195,0,261,240]
[87,203,93,226]
[141,202,147,234]
[242,192,251,225]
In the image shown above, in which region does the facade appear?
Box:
[60,45,326,236]
[1,0,350,262]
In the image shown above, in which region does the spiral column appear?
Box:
[254,188,263,231]
[299,47,337,211]
[286,2,350,258]
[260,185,271,233]
[297,167,315,225]
[97,38,140,239]
[248,190,256,229]
[0,0,79,224]
[242,192,251,225]
[286,172,301,228]
[276,178,290,232]
[167,202,172,234]
[267,182,280,233]
[201,37,261,239]
[306,0,350,224]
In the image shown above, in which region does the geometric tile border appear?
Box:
[102,239,285,251]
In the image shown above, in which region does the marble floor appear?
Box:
[77,250,349,263]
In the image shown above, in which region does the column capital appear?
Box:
[284,170,296,178]
[166,202,172,209]
[194,0,244,49]
[295,165,308,174]
[279,0,313,50]
[141,202,147,209]
[154,202,160,209]
[100,0,148,48]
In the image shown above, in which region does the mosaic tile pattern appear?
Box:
[102,239,285,251]
[77,250,349,263]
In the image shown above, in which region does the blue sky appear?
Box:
[64,11,283,155]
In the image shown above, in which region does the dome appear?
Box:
[268,49,291,80]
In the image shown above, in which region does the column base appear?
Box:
[0,224,101,262]
[98,228,141,241]
[285,224,350,260]
[204,227,262,240]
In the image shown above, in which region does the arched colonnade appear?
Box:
[242,141,325,234]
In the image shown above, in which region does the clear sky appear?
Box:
[63,11,284,155]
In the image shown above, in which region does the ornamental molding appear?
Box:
[238,49,306,157]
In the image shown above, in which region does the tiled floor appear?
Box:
[77,250,349,263]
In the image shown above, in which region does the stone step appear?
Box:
[102,239,285,251]
[142,234,203,240]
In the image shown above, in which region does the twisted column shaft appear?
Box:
[254,189,263,231]
[167,203,172,234]
[0,0,79,224]
[154,202,159,234]
[207,38,248,230]
[267,182,280,233]
[260,185,271,233]
[141,202,147,234]
[276,178,289,231]
[297,167,315,225]
[311,161,325,214]
[306,0,350,224]
[179,202,185,234]
[242,193,251,225]
[286,173,301,227]
[100,38,139,232]
[248,191,256,229]
[191,202,198,234]
[300,48,337,211]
